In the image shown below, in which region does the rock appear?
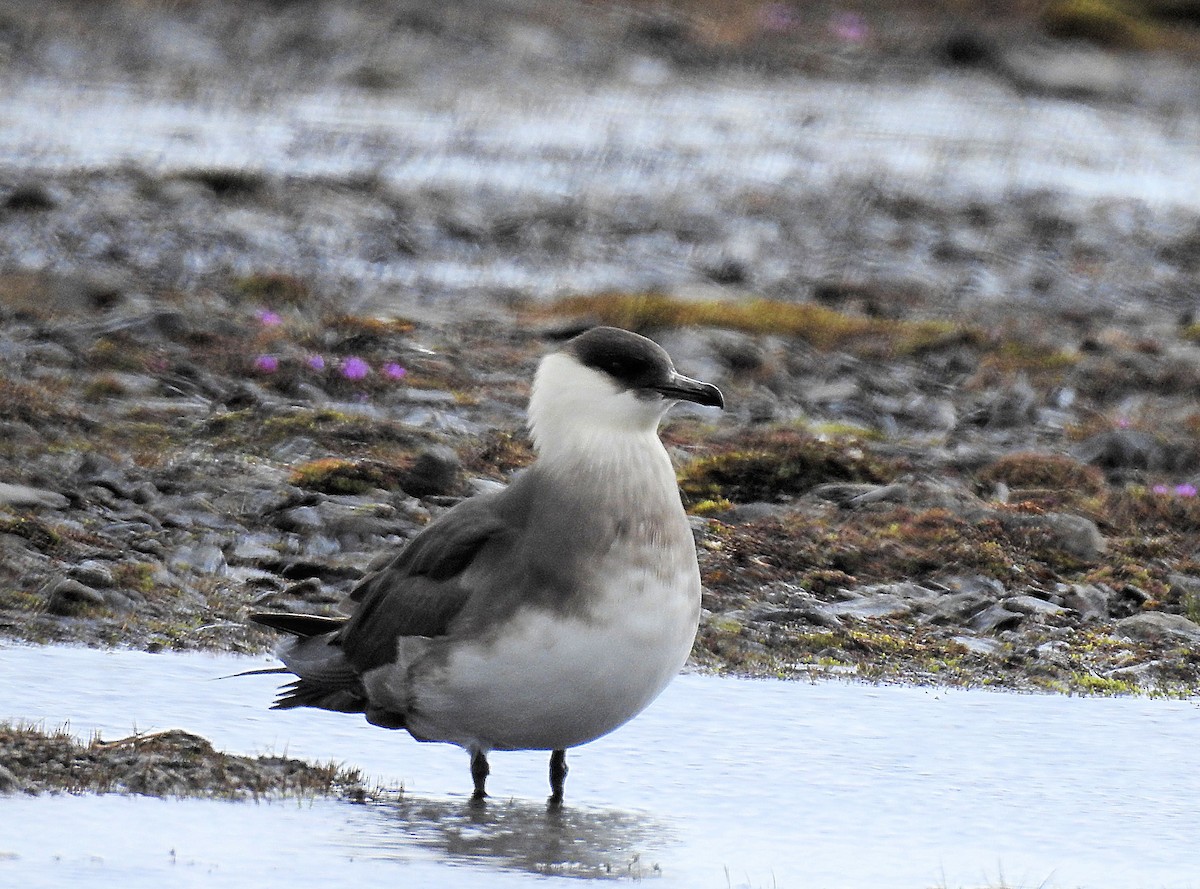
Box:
[900,394,957,431]
[999,42,1130,99]
[925,575,1005,625]
[1057,583,1112,620]
[1051,508,1104,559]
[71,560,116,588]
[969,602,1023,634]
[715,501,786,523]
[1073,429,1167,472]
[1004,595,1068,618]
[828,593,917,620]
[230,537,281,564]
[101,589,139,612]
[809,482,886,505]
[828,582,939,620]
[400,446,463,498]
[3,180,59,212]
[1168,574,1200,610]
[997,511,1106,562]
[971,377,1037,429]
[707,329,766,373]
[1116,613,1200,644]
[168,544,227,576]
[952,634,1002,656]
[45,578,106,615]
[274,506,325,533]
[0,483,69,510]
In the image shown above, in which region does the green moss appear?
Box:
[1071,672,1139,695]
[464,429,535,477]
[678,427,899,507]
[1042,0,1160,48]
[984,339,1079,373]
[689,497,734,516]
[539,292,981,356]
[82,375,127,399]
[288,457,408,494]
[231,272,313,307]
[707,615,744,635]
[808,420,884,441]
[1184,589,1200,625]
[0,514,63,552]
[86,336,149,372]
[0,585,44,612]
[113,562,158,595]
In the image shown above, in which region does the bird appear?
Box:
[250,326,724,805]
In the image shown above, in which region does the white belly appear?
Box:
[368,554,700,752]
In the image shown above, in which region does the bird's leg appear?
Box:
[548,748,568,807]
[470,749,489,801]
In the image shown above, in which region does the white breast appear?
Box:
[403,536,700,751]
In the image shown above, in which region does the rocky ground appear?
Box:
[2,0,1200,765]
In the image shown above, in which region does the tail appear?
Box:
[249,612,347,637]
[249,611,366,714]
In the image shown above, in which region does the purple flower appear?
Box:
[341,356,370,380]
[253,354,279,374]
[829,11,868,44]
[383,362,407,380]
[1152,484,1170,495]
[306,354,326,372]
[1116,416,1131,429]
[1175,484,1198,498]
[256,309,283,327]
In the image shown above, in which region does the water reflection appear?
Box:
[355,794,669,879]
[5,648,1200,888]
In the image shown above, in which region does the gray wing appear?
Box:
[335,486,521,674]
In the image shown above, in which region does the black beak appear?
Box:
[653,372,725,409]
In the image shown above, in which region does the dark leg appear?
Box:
[470,749,489,801]
[548,748,568,806]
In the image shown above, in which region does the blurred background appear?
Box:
[2,0,1199,327]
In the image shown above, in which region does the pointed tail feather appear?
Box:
[249,611,347,638]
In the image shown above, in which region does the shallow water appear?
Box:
[4,75,1200,209]
[2,646,1199,888]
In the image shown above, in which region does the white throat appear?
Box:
[527,352,672,468]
